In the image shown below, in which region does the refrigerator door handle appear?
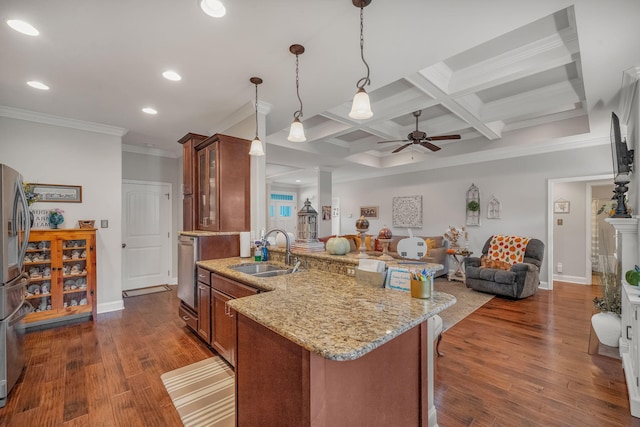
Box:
[14,180,30,270]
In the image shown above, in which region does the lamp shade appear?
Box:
[249,137,265,156]
[287,117,306,142]
[349,87,373,119]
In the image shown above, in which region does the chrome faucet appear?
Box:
[263,228,292,265]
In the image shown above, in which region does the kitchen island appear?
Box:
[198,256,456,427]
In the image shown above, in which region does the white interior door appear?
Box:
[268,192,297,234]
[122,181,172,290]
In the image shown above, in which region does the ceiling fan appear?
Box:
[378,110,461,153]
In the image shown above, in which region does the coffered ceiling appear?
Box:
[2,1,640,186]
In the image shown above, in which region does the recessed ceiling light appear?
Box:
[295,179,301,183]
[26,81,49,90]
[7,19,39,36]
[142,107,158,115]
[200,0,226,17]
[162,70,181,81]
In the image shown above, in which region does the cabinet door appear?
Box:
[24,237,54,314]
[60,235,92,314]
[182,138,194,195]
[196,144,218,231]
[212,289,236,366]
[197,282,212,342]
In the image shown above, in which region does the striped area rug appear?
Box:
[161,357,235,427]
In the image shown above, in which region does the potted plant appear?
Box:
[49,208,65,229]
[591,255,622,347]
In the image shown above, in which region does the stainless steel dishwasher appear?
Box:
[177,235,198,310]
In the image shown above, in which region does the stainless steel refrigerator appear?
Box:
[0,164,31,408]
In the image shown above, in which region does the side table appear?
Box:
[447,250,473,282]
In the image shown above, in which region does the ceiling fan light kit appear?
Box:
[287,44,307,142]
[249,77,265,157]
[348,0,373,120]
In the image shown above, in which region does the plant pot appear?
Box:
[591,311,621,347]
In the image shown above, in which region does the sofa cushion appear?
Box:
[467,265,516,285]
[425,238,437,250]
[480,255,511,270]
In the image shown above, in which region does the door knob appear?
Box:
[122,243,126,248]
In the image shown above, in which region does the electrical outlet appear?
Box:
[346,267,356,276]
[101,220,108,228]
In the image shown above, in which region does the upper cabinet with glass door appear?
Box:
[188,134,251,232]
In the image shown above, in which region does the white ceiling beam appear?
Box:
[405,73,502,140]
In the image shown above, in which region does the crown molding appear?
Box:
[122,144,180,159]
[0,106,128,137]
[618,66,640,125]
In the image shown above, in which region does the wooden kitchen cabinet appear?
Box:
[211,273,259,367]
[179,133,250,232]
[212,289,235,365]
[196,267,212,343]
[178,132,207,230]
[23,229,97,328]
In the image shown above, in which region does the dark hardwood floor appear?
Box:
[0,282,638,426]
[435,281,640,427]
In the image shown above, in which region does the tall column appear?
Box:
[316,167,332,238]
[250,101,271,238]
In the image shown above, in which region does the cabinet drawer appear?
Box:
[196,267,211,286]
[212,274,259,298]
[179,303,198,331]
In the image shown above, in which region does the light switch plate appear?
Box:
[101,220,108,228]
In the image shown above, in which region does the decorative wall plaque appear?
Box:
[392,195,423,228]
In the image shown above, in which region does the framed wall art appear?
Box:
[32,184,82,203]
[360,206,379,219]
[392,195,422,228]
[554,200,570,214]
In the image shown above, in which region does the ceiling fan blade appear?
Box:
[392,143,413,153]
[426,134,461,141]
[378,139,408,144]
[419,141,441,152]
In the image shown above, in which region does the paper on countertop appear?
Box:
[358,259,385,272]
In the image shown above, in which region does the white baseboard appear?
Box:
[168,276,177,285]
[538,280,550,290]
[98,299,124,314]
[553,274,588,284]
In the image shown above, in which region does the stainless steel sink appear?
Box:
[227,263,290,276]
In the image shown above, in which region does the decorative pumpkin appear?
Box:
[326,237,351,255]
[378,225,392,239]
[355,215,369,231]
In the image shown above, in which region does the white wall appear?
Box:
[122,150,180,280]
[332,143,612,285]
[552,181,587,281]
[0,116,123,313]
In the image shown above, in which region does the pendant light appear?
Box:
[287,44,306,142]
[248,77,265,156]
[349,0,373,120]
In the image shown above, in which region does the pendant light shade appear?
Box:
[249,137,264,156]
[249,77,265,157]
[287,44,306,142]
[288,117,306,142]
[349,87,373,120]
[349,0,373,120]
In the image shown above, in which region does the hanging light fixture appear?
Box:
[349,0,373,120]
[287,44,306,142]
[249,77,265,156]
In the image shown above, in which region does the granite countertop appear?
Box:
[198,257,456,361]
[179,231,241,237]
